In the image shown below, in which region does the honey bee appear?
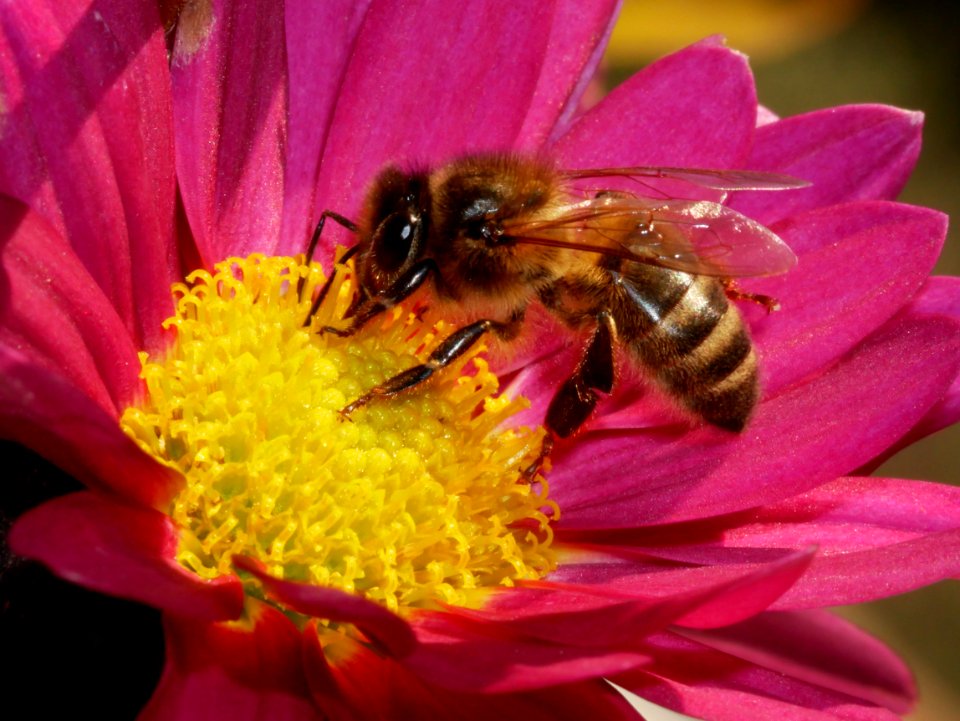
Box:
[303,153,802,472]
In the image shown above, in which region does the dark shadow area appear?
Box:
[0,440,164,718]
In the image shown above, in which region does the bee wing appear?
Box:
[560,166,810,191]
[503,196,797,278]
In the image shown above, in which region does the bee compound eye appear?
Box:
[373,212,420,272]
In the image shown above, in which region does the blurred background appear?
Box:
[603,1,959,719]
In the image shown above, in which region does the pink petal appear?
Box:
[403,611,649,693]
[728,478,960,596]
[888,276,960,442]
[773,526,960,609]
[171,0,287,265]
[670,549,813,629]
[10,492,244,620]
[0,0,178,351]
[0,197,140,412]
[911,275,960,319]
[473,548,811,643]
[679,610,915,713]
[616,632,903,721]
[0,347,181,507]
[280,1,373,253]
[141,607,319,721]
[303,1,558,259]
[232,556,415,658]
[757,105,779,126]
[552,38,756,170]
[582,476,960,608]
[550,314,960,528]
[731,105,923,226]
[306,626,638,721]
[515,0,621,148]
[745,201,946,396]
[301,625,358,721]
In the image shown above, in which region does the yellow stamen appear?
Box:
[120,253,557,613]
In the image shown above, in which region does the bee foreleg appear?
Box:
[546,311,617,438]
[320,259,436,337]
[299,210,359,305]
[303,243,362,327]
[339,317,512,417]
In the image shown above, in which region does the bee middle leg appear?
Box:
[339,308,526,418]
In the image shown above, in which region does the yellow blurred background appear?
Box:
[604,2,959,719]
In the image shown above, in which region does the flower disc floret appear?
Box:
[121,254,557,613]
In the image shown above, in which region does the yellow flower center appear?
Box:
[120,253,557,614]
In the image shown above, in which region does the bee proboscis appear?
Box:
[302,153,804,476]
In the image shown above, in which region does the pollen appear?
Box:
[120,253,557,613]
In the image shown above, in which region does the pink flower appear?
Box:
[2,1,959,720]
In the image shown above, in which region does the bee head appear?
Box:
[359,167,431,294]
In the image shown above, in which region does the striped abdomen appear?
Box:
[613,265,758,431]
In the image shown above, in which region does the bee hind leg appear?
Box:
[524,312,617,481]
[547,311,617,437]
[722,280,780,313]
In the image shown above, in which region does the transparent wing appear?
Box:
[502,195,797,278]
[559,166,810,191]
